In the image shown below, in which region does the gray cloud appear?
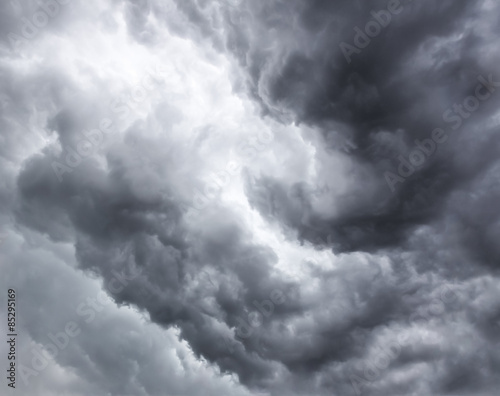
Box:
[1,0,500,395]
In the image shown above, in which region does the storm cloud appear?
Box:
[1,1,500,395]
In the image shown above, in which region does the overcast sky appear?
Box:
[1,0,500,395]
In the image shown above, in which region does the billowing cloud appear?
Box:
[1,1,500,395]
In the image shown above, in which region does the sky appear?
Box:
[1,0,500,395]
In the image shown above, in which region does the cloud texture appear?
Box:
[1,0,500,395]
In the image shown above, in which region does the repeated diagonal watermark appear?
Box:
[17,250,152,386]
[348,279,462,395]
[7,0,74,53]
[384,74,500,192]
[339,0,414,64]
[222,288,287,355]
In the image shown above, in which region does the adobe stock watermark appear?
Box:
[339,0,411,64]
[349,282,460,395]
[51,64,167,182]
[442,74,500,130]
[108,65,168,123]
[222,289,286,354]
[50,118,115,182]
[7,0,73,53]
[384,74,500,192]
[18,264,143,385]
[187,129,273,215]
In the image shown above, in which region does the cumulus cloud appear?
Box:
[1,0,500,395]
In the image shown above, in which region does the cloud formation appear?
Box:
[1,0,500,395]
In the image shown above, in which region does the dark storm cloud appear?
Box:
[133,0,500,394]
[15,122,301,389]
[7,69,282,390]
[137,0,500,256]
[214,0,500,257]
[3,0,500,395]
